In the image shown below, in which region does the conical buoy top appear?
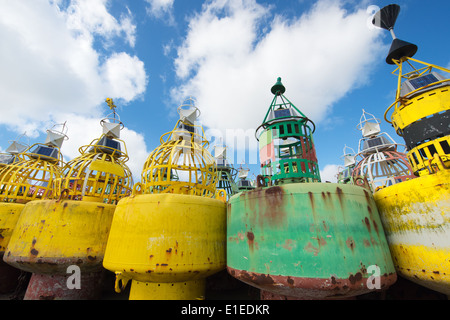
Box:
[372,4,400,31]
[386,38,418,64]
[271,77,286,95]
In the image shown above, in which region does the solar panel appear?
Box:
[179,123,195,133]
[96,136,121,154]
[274,109,291,119]
[31,146,58,159]
[0,154,14,165]
[409,74,439,89]
[367,137,383,148]
[239,180,250,187]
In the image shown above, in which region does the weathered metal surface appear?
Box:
[374,169,450,295]
[227,182,396,299]
[229,268,396,300]
[0,203,25,293]
[129,279,205,300]
[103,193,226,299]
[0,203,24,255]
[4,199,116,274]
[24,271,103,300]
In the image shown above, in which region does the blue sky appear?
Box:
[0,0,449,182]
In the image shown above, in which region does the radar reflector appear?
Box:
[44,122,68,149]
[214,146,229,167]
[178,96,201,125]
[238,167,250,180]
[5,133,28,154]
[342,145,356,168]
[372,4,417,64]
[214,146,226,159]
[357,109,381,138]
[101,98,124,139]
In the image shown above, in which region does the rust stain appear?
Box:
[308,192,315,212]
[282,239,294,251]
[364,217,371,232]
[346,237,355,251]
[373,220,379,235]
[304,241,319,256]
[30,237,38,256]
[348,272,362,285]
[228,266,397,299]
[318,236,327,247]
[336,187,344,211]
[367,205,373,216]
[246,231,255,252]
[322,220,329,232]
[243,186,287,229]
[364,190,371,204]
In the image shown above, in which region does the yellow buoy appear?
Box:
[0,125,67,294]
[372,4,450,295]
[4,100,133,299]
[103,96,227,300]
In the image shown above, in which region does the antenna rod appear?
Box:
[389,29,397,39]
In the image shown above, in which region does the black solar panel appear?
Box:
[97,136,121,152]
[367,137,383,148]
[0,155,14,165]
[32,146,58,159]
[239,180,250,187]
[409,74,439,89]
[274,109,291,118]
[179,123,195,133]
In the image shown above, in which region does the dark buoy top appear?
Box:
[372,4,400,31]
[372,4,418,64]
[271,77,286,95]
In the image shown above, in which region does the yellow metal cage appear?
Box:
[140,119,217,198]
[52,135,133,204]
[0,145,64,203]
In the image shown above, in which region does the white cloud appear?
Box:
[101,53,147,102]
[145,0,175,25]
[0,0,149,178]
[65,0,136,47]
[171,0,385,139]
[320,164,340,183]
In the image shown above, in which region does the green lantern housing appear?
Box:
[256,77,320,185]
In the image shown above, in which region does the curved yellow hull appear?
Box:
[4,200,116,274]
[0,203,24,254]
[374,170,450,295]
[103,193,227,300]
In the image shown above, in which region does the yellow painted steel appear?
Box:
[3,100,133,299]
[103,193,226,300]
[4,199,116,274]
[407,137,450,176]
[0,149,64,202]
[103,97,226,300]
[129,279,205,300]
[141,119,217,197]
[0,203,24,254]
[52,135,133,204]
[0,140,64,263]
[374,169,450,295]
[384,57,450,131]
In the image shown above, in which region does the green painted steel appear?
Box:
[227,182,395,282]
[256,77,320,184]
